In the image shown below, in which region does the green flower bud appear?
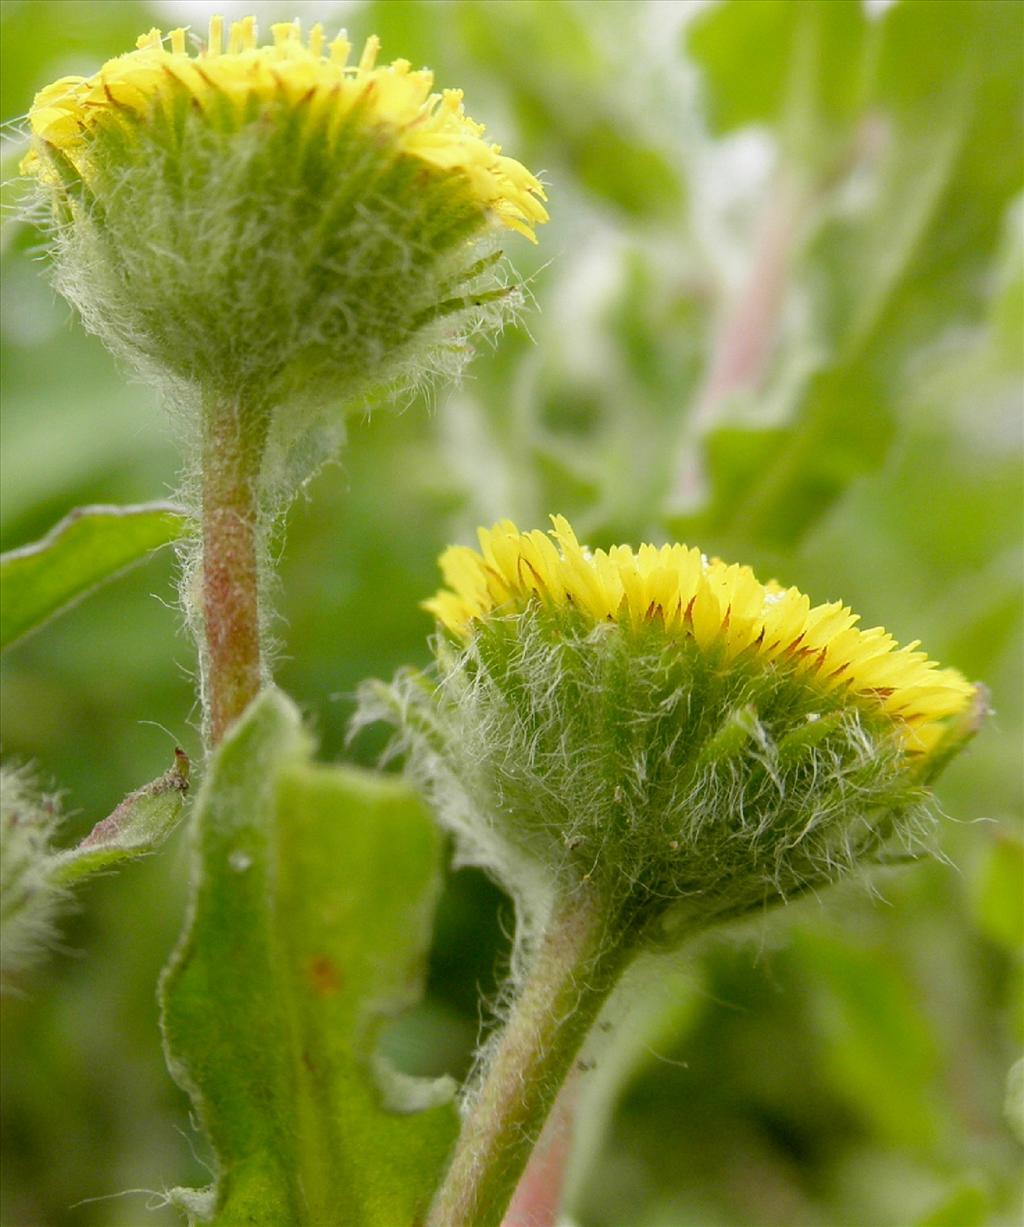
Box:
[0,765,65,984]
[361,516,983,946]
[22,16,547,481]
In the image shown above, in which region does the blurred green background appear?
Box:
[1,1,1021,1224]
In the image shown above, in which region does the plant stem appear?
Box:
[200,392,269,747]
[426,889,633,1227]
[667,170,805,515]
[501,1074,580,1227]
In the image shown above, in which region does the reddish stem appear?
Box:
[201,394,267,746]
[426,891,631,1227]
[502,1076,580,1227]
[669,173,805,511]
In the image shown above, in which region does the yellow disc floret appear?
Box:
[424,516,977,754]
[24,16,548,242]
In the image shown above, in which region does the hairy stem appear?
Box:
[200,393,269,746]
[501,1074,580,1227]
[426,889,633,1227]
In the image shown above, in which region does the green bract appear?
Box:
[366,611,937,946]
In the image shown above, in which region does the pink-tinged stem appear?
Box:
[201,393,268,746]
[426,890,632,1227]
[502,1076,580,1227]
[695,180,800,424]
[670,173,805,511]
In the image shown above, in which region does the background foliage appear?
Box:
[1,1,1021,1225]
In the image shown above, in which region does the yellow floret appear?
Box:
[423,516,977,754]
[24,17,548,242]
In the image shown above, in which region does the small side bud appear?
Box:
[53,748,190,883]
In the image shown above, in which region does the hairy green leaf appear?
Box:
[160,689,456,1226]
[0,501,187,650]
[52,749,190,885]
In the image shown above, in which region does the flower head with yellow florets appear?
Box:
[21,16,550,746]
[25,18,547,242]
[362,517,982,948]
[22,16,548,491]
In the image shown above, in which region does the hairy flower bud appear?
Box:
[0,767,66,984]
[23,17,547,483]
[361,517,982,945]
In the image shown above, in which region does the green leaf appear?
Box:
[160,689,457,1226]
[572,121,685,221]
[565,960,705,1212]
[457,0,684,220]
[792,928,940,1148]
[675,0,1024,548]
[688,0,868,160]
[1005,1058,1024,1147]
[0,501,187,650]
[52,749,190,886]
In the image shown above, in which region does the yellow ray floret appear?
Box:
[24,17,548,241]
[424,517,977,754]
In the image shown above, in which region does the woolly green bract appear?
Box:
[363,605,971,950]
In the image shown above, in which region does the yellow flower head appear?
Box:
[20,17,547,448]
[365,517,983,937]
[425,516,976,756]
[25,17,547,241]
